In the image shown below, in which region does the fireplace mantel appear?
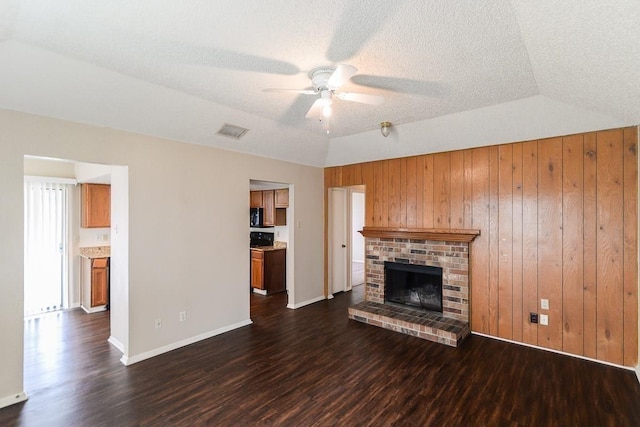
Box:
[359,227,480,242]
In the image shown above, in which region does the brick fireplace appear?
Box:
[348,227,479,347]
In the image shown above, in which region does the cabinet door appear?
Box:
[251,251,264,289]
[275,189,289,208]
[250,191,263,208]
[264,249,286,294]
[263,190,275,226]
[91,258,108,306]
[82,184,111,228]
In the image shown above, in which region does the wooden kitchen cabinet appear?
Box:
[251,248,286,294]
[81,256,109,312]
[275,189,289,207]
[262,190,275,226]
[91,258,109,306]
[250,189,287,226]
[251,249,264,289]
[82,184,111,228]
[250,191,263,208]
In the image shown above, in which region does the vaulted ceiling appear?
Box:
[0,1,638,167]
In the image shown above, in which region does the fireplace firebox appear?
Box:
[384,262,443,313]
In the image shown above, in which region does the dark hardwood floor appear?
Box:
[2,286,640,426]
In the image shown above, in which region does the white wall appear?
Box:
[24,157,75,178]
[78,228,110,247]
[325,95,629,167]
[0,109,324,406]
[74,162,111,184]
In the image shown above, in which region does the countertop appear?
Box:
[79,246,111,258]
[251,246,286,252]
[250,241,287,252]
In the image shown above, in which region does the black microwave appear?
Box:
[250,207,264,227]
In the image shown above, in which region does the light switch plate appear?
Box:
[541,298,549,310]
[540,314,548,326]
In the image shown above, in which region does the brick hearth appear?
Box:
[348,228,478,347]
[349,300,470,346]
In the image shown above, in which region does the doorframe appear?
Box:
[349,188,365,288]
[22,156,130,364]
[328,187,348,298]
[327,185,365,298]
[248,179,295,310]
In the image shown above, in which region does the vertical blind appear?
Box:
[24,180,72,317]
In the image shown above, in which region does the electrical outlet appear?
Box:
[540,314,549,326]
[530,312,538,324]
[541,298,549,310]
[155,318,162,329]
[179,311,186,322]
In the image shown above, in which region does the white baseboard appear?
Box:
[108,336,125,353]
[635,364,640,385]
[80,304,107,314]
[472,332,635,371]
[0,391,28,409]
[252,288,267,295]
[120,319,253,366]
[287,295,326,309]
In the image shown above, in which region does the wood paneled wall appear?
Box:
[325,127,638,366]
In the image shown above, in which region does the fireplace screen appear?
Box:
[384,262,443,313]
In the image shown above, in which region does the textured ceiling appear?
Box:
[0,1,638,167]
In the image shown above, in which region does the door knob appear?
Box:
[341,244,346,248]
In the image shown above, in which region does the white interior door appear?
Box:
[329,188,348,295]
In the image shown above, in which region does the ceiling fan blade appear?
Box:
[327,64,358,89]
[263,88,317,95]
[335,92,384,105]
[325,2,397,62]
[350,75,447,97]
[305,98,327,118]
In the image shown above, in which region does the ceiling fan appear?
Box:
[264,64,384,120]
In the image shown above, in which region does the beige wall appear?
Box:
[0,109,324,404]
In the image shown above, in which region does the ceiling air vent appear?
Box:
[216,123,249,140]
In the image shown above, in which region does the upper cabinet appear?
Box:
[250,191,263,208]
[82,184,111,228]
[275,189,289,208]
[250,188,288,227]
[263,190,275,226]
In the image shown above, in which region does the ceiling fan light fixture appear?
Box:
[380,121,392,137]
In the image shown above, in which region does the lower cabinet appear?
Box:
[251,248,286,294]
[81,256,109,312]
[91,258,109,307]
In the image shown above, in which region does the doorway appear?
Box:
[248,179,293,315]
[328,185,365,296]
[22,156,130,379]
